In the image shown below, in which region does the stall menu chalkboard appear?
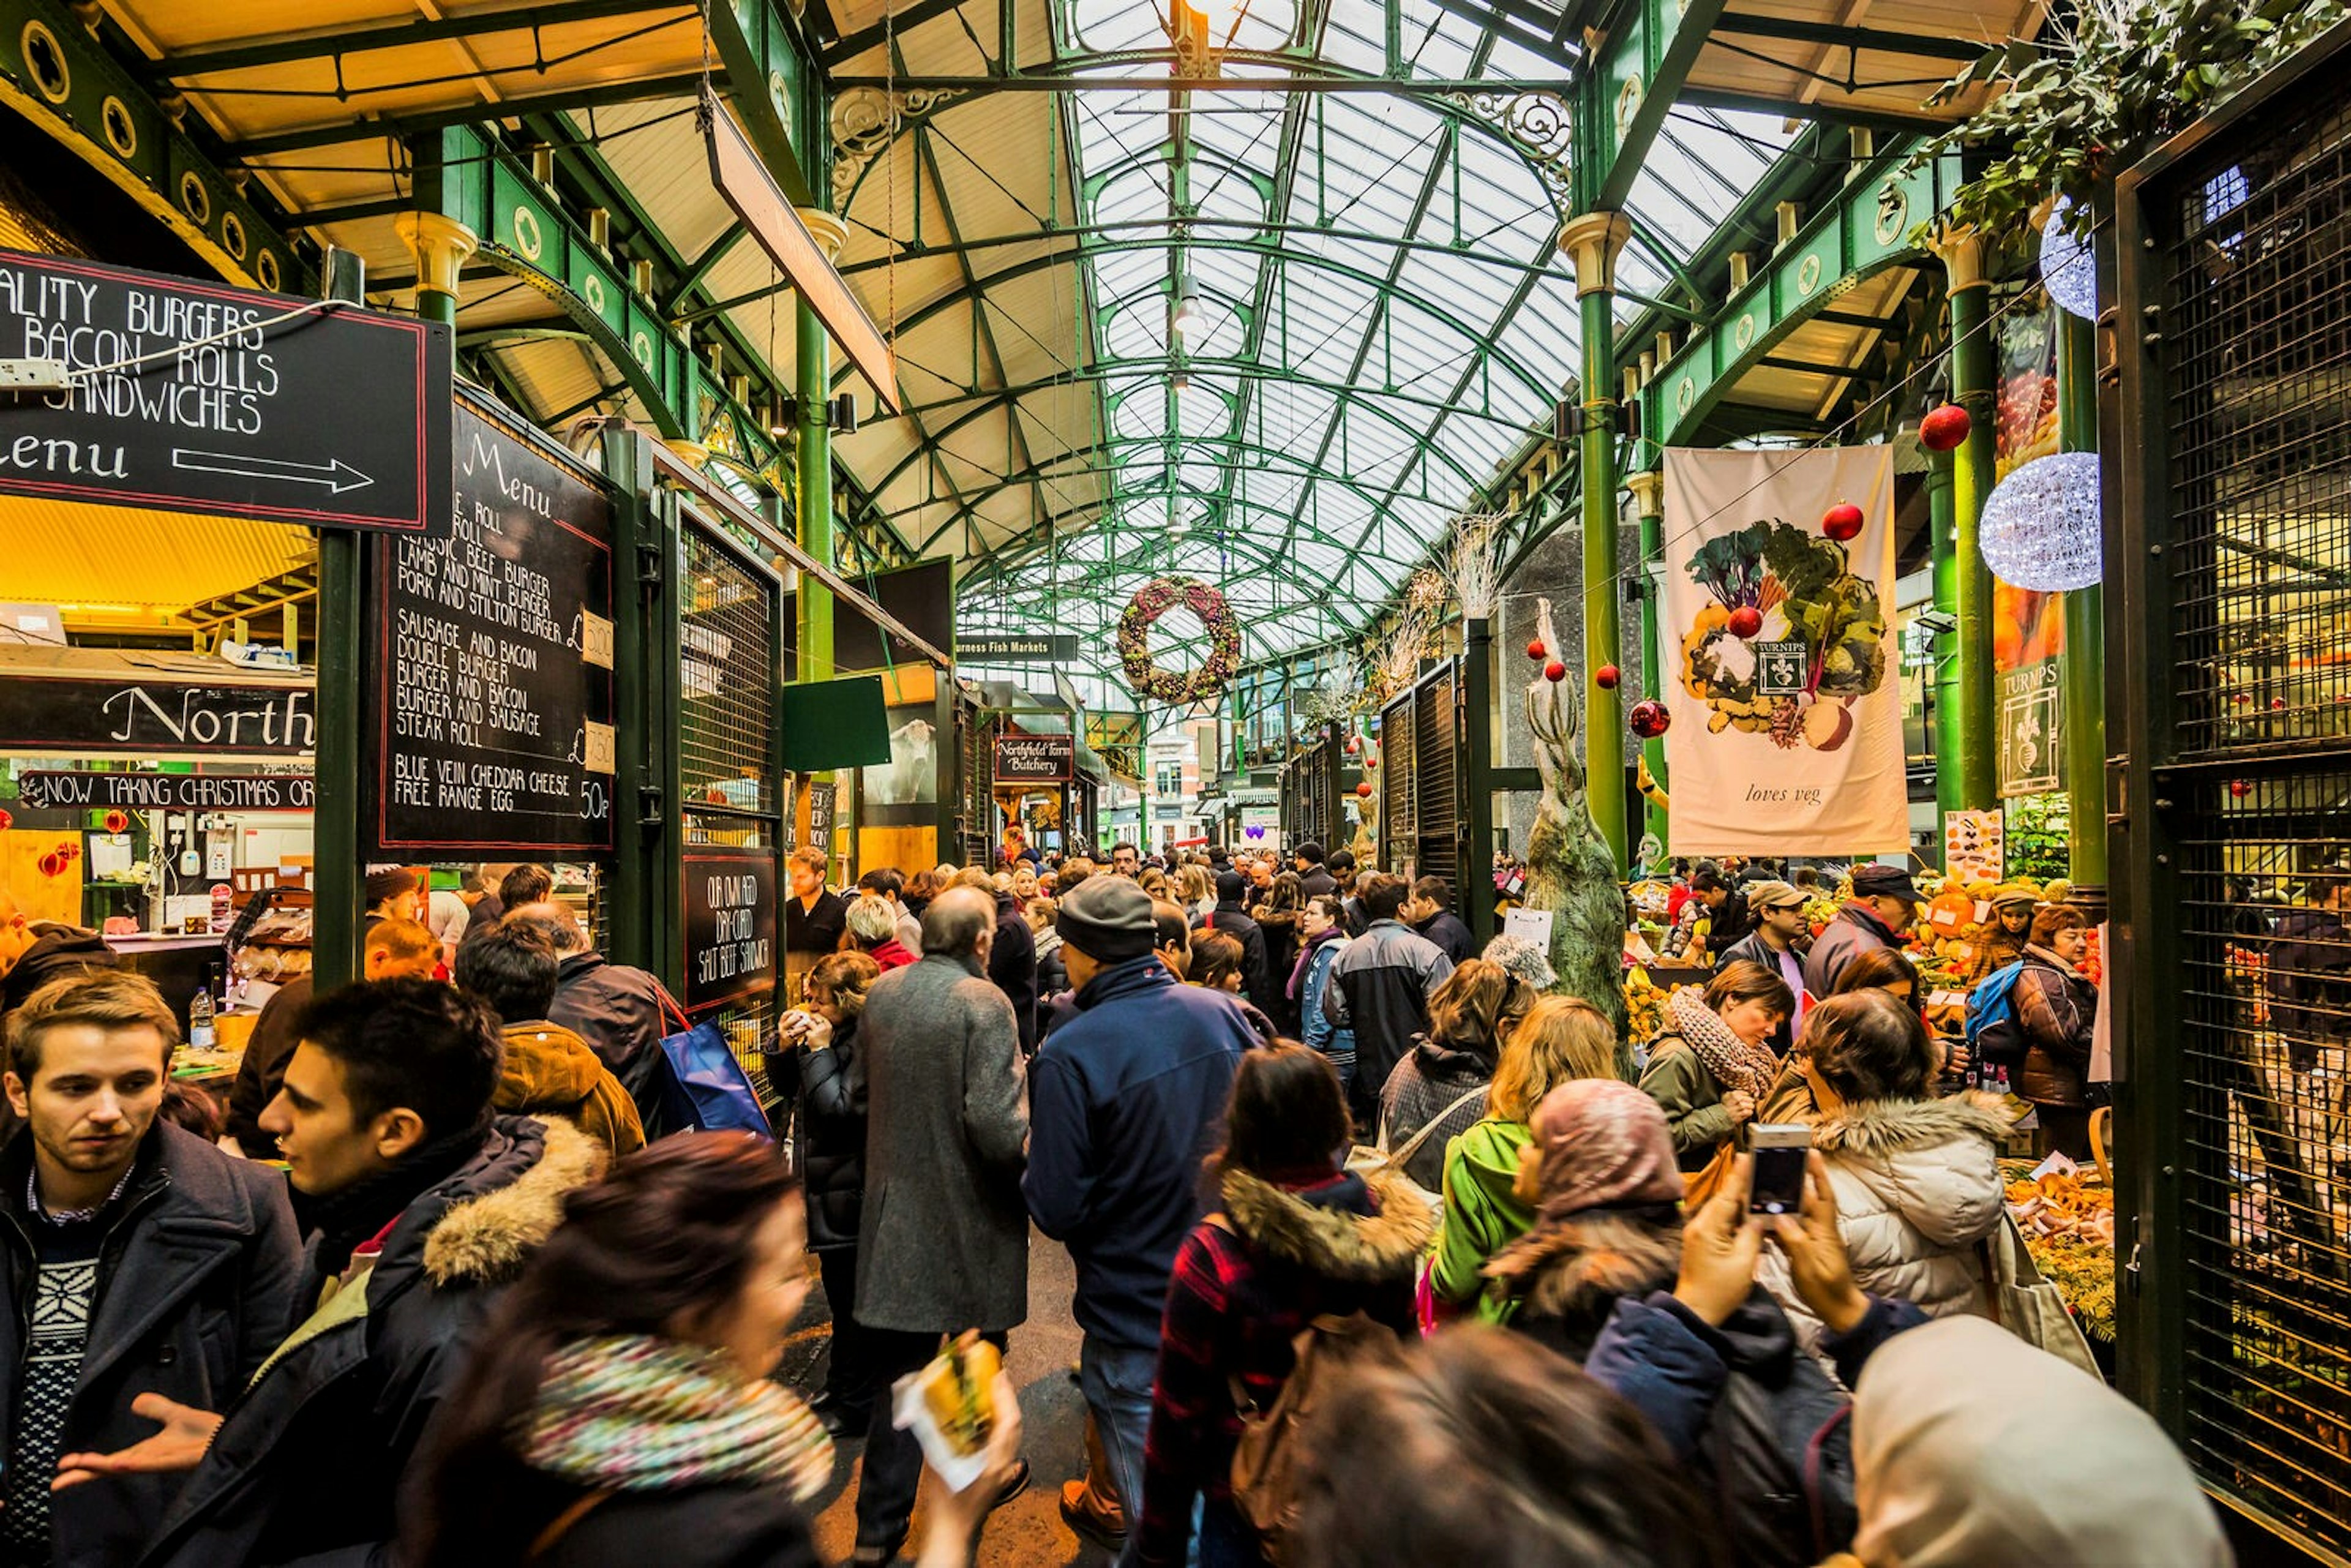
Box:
[682,851,776,1013]
[994,732,1074,784]
[370,401,615,854]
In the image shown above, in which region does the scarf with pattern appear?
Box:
[527,1335,834,1499]
[1667,982,1778,1101]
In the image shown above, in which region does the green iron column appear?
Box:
[795,208,847,685]
[1927,449,1964,823]
[1562,211,1635,872]
[1932,228,1999,810]
[2058,306,2107,891]
[1626,470,1668,861]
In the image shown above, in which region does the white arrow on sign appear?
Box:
[171,449,374,494]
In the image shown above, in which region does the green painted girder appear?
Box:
[890,361,1527,435]
[0,0,310,294]
[1575,0,1732,213]
[1640,148,1962,459]
[703,0,823,205]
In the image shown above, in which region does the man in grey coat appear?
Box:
[847,887,1030,1564]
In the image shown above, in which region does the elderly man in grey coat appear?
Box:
[846,886,1031,1564]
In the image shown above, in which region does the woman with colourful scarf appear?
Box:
[403,1133,1023,1568]
[1637,962,1794,1171]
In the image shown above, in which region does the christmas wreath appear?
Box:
[1118,576,1241,705]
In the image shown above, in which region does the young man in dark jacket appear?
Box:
[1404,875,1476,966]
[78,978,602,1568]
[1323,874,1455,1125]
[0,972,300,1568]
[1292,841,1338,901]
[1027,876,1251,1551]
[1193,871,1275,1019]
[1714,880,1812,1054]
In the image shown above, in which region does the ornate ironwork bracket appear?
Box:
[1436,89,1572,201]
[830,84,967,206]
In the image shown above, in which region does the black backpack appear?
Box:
[1694,1344,1858,1566]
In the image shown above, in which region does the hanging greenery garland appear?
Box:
[1118,576,1241,705]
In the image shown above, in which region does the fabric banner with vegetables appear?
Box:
[1660,446,1906,855]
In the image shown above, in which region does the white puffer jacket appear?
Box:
[1761,1091,2012,1353]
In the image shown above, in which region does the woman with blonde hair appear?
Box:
[1176,864,1215,921]
[1430,996,1625,1322]
[1375,959,1533,1191]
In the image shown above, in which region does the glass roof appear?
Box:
[939,0,1794,695]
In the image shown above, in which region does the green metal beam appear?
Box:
[702,0,820,206]
[149,0,689,80]
[1677,86,1953,136]
[1577,0,1732,212]
[889,360,1528,433]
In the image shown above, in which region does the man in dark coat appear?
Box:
[1802,865,1921,1000]
[847,889,1030,1561]
[1028,876,1251,1544]
[1715,880,1813,1054]
[506,900,670,1119]
[1324,874,1455,1125]
[1193,871,1275,1019]
[953,868,1039,1056]
[93,978,602,1568]
[1292,841,1338,901]
[0,972,299,1568]
[1404,875,1476,966]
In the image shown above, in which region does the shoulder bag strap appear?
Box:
[527,1490,615,1561]
[1389,1083,1490,1168]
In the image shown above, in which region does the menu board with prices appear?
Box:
[369,400,616,854]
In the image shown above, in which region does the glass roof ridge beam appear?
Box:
[890,362,1531,429]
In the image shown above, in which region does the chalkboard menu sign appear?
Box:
[682,851,777,1013]
[994,732,1074,784]
[18,771,314,811]
[0,659,314,757]
[369,399,615,854]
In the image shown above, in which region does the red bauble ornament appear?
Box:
[1344,736,1360,755]
[1594,664,1621,689]
[0,807,12,833]
[2271,697,2288,711]
[1727,606,1764,639]
[103,810,129,834]
[1630,700,1671,738]
[1822,503,1865,542]
[1919,403,1972,452]
[1543,659,1567,682]
[1526,639,1547,661]
[2230,780,2251,798]
[1365,755,1378,770]
[1355,781,1374,799]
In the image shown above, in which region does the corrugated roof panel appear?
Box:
[0,504,313,613]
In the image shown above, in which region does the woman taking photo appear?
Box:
[2015,904,2100,1157]
[1292,895,1354,1095]
[1134,1044,1430,1568]
[406,1135,1021,1568]
[1430,996,1623,1322]
[1637,961,1793,1172]
[1378,959,1531,1192]
[761,951,880,1435]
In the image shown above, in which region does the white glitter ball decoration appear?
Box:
[2039,195,2098,320]
[1979,451,2105,590]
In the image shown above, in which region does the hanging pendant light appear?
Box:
[1978,451,2104,590]
[1171,276,1201,337]
[2039,195,2098,320]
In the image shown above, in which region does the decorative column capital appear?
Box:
[393,211,478,299]
[1625,470,1664,518]
[796,208,849,264]
[664,438,711,471]
[1927,222,1987,293]
[1559,211,1634,299]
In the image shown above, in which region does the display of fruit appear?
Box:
[1629,700,1671,738]
[1919,403,1972,452]
[1727,605,1763,639]
[1822,501,1865,541]
[1595,664,1621,689]
[1526,639,1547,660]
[1545,659,1568,682]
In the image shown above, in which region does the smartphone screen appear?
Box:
[1748,1124,1810,1215]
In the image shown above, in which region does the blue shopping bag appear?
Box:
[652,1016,775,1142]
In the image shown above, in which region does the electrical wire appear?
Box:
[61,298,347,382]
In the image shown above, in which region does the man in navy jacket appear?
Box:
[1024,876,1253,1553]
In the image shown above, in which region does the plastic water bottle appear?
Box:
[187,972,217,1049]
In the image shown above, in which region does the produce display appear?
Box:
[2004,1165,2115,1341]
[1677,520,1888,752]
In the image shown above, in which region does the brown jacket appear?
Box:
[2014,948,2096,1109]
[496,1020,647,1163]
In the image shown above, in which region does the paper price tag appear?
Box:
[580,610,615,670]
[583,721,615,774]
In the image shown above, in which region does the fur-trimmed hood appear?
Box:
[1493,1212,1681,1321]
[1221,1167,1434,1283]
[421,1117,604,1287]
[1812,1091,2012,1159]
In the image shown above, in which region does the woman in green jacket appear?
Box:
[1429,996,1624,1322]
[1637,962,1793,1172]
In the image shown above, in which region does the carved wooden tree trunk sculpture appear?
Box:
[1349,736,1380,864]
[1523,598,1627,1039]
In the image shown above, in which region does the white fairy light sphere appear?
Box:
[1979,451,2104,590]
[2040,195,2098,320]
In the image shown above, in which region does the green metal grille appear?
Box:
[1415,663,1460,891]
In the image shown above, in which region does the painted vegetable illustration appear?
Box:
[1679,519,1887,751]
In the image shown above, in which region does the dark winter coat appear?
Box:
[546,951,669,1116]
[137,1118,604,1568]
[2015,947,2098,1108]
[0,1123,301,1568]
[1134,1168,1432,1567]
[1025,957,1252,1350]
[1295,866,1338,901]
[989,891,1040,1056]
[1412,910,1475,967]
[494,1022,647,1166]
[759,1013,866,1252]
[456,1468,822,1568]
[226,975,312,1157]
[1322,920,1455,1116]
[852,953,1030,1336]
[0,925,119,1018]
[1195,900,1275,1018]
[1034,930,1070,999]
[1802,901,1902,1000]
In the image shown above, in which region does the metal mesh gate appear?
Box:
[1281,724,1342,853]
[678,517,782,1073]
[1378,689,1415,869]
[1415,664,1460,890]
[2120,71,2351,1556]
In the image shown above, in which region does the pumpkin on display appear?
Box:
[1629,700,1671,738]
[1822,503,1864,542]
[1919,404,1972,452]
[1924,888,1978,937]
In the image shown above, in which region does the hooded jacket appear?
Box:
[1428,1117,1535,1320]
[495,1021,647,1165]
[1323,920,1455,1116]
[1755,1093,2008,1352]
[1802,902,1903,1001]
[1377,1036,1496,1192]
[139,1117,604,1568]
[1412,909,1476,967]
[1134,1168,1432,1567]
[0,1123,301,1568]
[1024,957,1251,1349]
[546,951,669,1116]
[1296,928,1353,1067]
[2015,947,2098,1107]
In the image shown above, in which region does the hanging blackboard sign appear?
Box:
[368,399,615,855]
[17,771,315,811]
[0,248,450,533]
[994,732,1073,784]
[681,850,777,1013]
[0,658,313,757]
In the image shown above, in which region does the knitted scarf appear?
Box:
[1667,983,1777,1100]
[526,1335,834,1500]
[1288,923,1344,1001]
